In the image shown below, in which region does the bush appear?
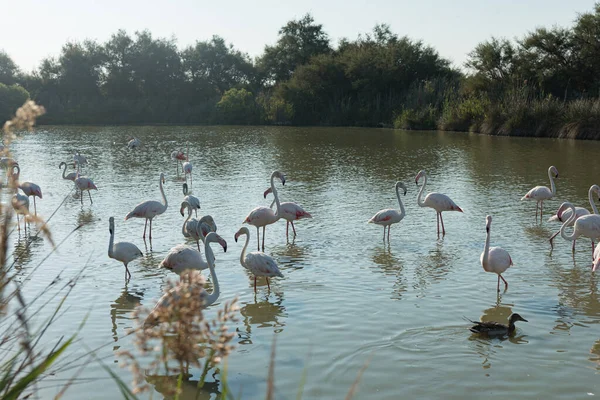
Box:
[393,106,438,130]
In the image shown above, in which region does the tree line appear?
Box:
[2,5,600,138]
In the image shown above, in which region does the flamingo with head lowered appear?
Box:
[557,202,600,259]
[415,170,462,236]
[549,184,600,252]
[264,186,312,238]
[244,171,285,251]
[182,183,200,218]
[521,166,559,221]
[481,215,513,292]
[125,173,167,240]
[235,227,283,292]
[108,216,143,281]
[368,181,407,241]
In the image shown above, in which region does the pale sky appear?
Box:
[1,0,597,72]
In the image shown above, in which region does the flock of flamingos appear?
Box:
[7,137,599,334]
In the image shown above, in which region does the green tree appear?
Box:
[0,51,19,85]
[0,83,29,121]
[216,88,257,124]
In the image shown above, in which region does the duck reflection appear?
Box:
[468,300,528,369]
[145,373,221,400]
[110,284,144,347]
[413,243,453,294]
[371,244,406,300]
[237,292,287,345]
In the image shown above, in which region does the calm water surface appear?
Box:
[8,126,600,399]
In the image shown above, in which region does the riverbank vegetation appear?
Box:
[3,4,600,138]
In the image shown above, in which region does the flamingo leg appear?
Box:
[497,275,500,292]
[266,277,271,291]
[254,276,257,293]
[286,221,289,237]
[256,227,260,251]
[80,191,83,205]
[388,225,391,241]
[262,226,266,251]
[33,197,37,216]
[440,212,446,235]
[149,219,153,240]
[382,226,386,241]
[436,212,440,236]
[540,201,544,220]
[499,274,508,291]
[291,221,297,236]
[535,202,539,222]
[143,219,148,239]
[573,238,576,253]
[88,190,93,204]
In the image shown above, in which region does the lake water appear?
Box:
[7,126,600,399]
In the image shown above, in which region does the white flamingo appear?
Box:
[11,189,29,232]
[73,152,88,172]
[59,161,78,181]
[244,171,285,251]
[127,137,141,149]
[549,184,600,252]
[183,146,192,186]
[182,183,200,218]
[559,202,600,259]
[108,216,143,280]
[235,227,283,292]
[415,170,463,236]
[481,215,513,292]
[368,181,407,241]
[145,232,227,326]
[125,173,168,240]
[74,172,98,205]
[160,244,211,274]
[264,186,312,238]
[521,166,559,221]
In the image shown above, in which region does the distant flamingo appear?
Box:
[521,166,559,221]
[182,183,200,217]
[235,227,283,292]
[11,189,29,232]
[145,232,227,327]
[368,181,407,241]
[549,184,600,252]
[74,172,97,205]
[264,186,312,237]
[108,216,143,280]
[558,202,600,259]
[415,170,463,236]
[171,150,186,177]
[125,173,167,239]
[127,137,141,149]
[244,171,285,251]
[183,146,192,186]
[73,152,87,172]
[180,201,204,250]
[481,215,513,292]
[59,161,77,181]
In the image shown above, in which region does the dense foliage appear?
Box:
[3,5,600,137]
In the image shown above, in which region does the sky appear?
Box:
[1,0,597,72]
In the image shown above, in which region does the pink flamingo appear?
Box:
[125,173,168,239]
[558,202,600,259]
[59,161,77,181]
[244,171,285,251]
[235,226,283,292]
[549,184,600,252]
[521,166,559,221]
[171,150,186,177]
[368,181,407,241]
[263,186,312,237]
[9,164,42,215]
[415,170,463,236]
[74,172,97,205]
[481,215,513,292]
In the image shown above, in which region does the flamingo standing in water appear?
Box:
[181,201,204,250]
[235,227,283,292]
[182,183,200,218]
[73,152,87,172]
[415,170,463,236]
[521,165,559,221]
[171,150,186,177]
[145,232,227,327]
[125,173,168,240]
[127,137,141,149]
[264,186,312,238]
[108,217,143,280]
[59,161,77,181]
[18,182,42,216]
[159,244,217,274]
[183,146,192,186]
[549,184,600,252]
[244,171,285,251]
[11,189,29,232]
[368,181,407,241]
[74,172,97,205]
[558,202,600,259]
[481,215,513,292]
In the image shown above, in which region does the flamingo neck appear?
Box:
[548,168,556,196]
[239,231,249,268]
[560,204,578,241]
[270,173,282,218]
[396,185,406,219]
[482,225,491,270]
[417,173,427,207]
[204,238,220,306]
[60,163,68,179]
[108,225,115,258]
[589,186,599,214]
[159,175,168,209]
[182,206,191,237]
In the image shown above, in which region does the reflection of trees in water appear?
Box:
[237,292,287,345]
[371,244,406,300]
[467,300,528,369]
[110,285,144,347]
[145,373,221,400]
[413,242,454,295]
